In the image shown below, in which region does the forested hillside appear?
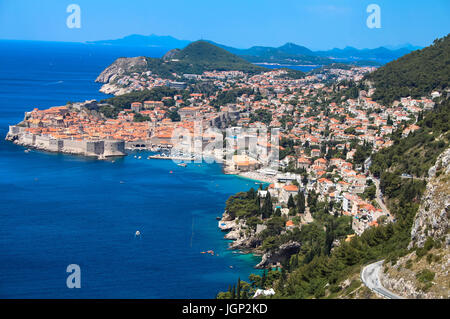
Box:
[366,34,449,105]
[279,98,449,298]
[145,41,266,78]
[218,98,449,299]
[217,34,450,297]
[371,99,450,179]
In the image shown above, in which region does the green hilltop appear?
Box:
[144,40,271,78]
[173,40,263,71]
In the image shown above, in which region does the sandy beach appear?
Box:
[235,171,277,184]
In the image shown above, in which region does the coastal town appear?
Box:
[1,0,449,303]
[6,57,440,244]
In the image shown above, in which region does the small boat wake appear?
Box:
[43,80,64,86]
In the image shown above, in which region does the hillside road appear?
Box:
[361,260,404,299]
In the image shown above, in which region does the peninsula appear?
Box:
[6,103,126,158]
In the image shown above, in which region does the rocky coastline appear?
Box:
[95,56,149,96]
[95,56,147,83]
[99,82,133,96]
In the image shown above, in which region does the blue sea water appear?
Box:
[0,41,263,298]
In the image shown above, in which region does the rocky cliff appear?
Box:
[410,147,450,249]
[162,48,181,61]
[95,56,147,83]
[219,212,262,251]
[255,241,301,269]
[380,147,450,299]
[218,210,302,269]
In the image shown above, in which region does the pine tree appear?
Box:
[307,190,317,208]
[281,267,287,282]
[247,188,256,199]
[417,111,423,122]
[256,195,261,214]
[302,174,308,187]
[274,207,281,217]
[262,192,273,219]
[321,143,326,155]
[297,190,305,214]
[261,270,266,288]
[236,277,241,299]
[290,254,298,269]
[231,284,236,299]
[325,219,336,255]
[287,194,295,209]
[387,114,393,125]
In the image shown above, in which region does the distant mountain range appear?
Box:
[204,41,333,66]
[88,34,423,66]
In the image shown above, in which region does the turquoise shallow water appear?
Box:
[0,41,262,298]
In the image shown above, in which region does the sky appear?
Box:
[0,0,449,50]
